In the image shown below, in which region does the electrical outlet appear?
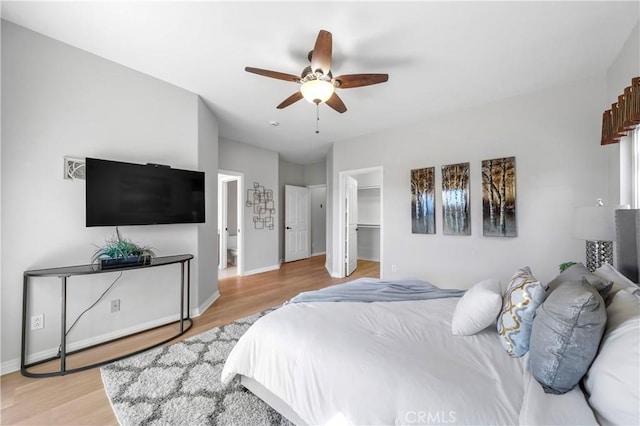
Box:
[31,314,44,330]
[391,264,397,273]
[110,299,120,313]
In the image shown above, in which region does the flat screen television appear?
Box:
[86,157,205,227]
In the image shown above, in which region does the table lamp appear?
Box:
[574,199,629,271]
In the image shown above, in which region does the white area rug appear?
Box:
[101,309,293,425]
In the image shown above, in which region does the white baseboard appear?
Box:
[1,358,20,375]
[1,293,220,376]
[311,251,326,257]
[192,290,219,317]
[243,264,280,276]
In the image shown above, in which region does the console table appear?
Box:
[21,254,194,378]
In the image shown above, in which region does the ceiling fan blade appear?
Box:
[326,92,347,113]
[277,91,304,109]
[311,30,332,76]
[245,67,300,83]
[334,73,389,89]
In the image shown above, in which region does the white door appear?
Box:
[345,176,358,276]
[285,185,311,262]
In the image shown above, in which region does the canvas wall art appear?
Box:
[482,156,517,237]
[441,162,471,235]
[411,167,436,234]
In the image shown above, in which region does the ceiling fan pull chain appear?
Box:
[316,103,320,134]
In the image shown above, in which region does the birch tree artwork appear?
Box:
[441,162,471,235]
[482,156,517,237]
[411,167,435,234]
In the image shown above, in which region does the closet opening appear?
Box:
[338,167,383,278]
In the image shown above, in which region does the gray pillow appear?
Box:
[547,262,613,297]
[529,279,607,394]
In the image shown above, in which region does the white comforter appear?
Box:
[221,298,597,425]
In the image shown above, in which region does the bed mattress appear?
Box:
[222,298,527,425]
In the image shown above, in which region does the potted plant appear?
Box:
[92,229,155,270]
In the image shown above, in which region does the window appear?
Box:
[620,126,640,208]
[633,127,639,208]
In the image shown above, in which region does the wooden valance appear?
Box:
[601,77,640,145]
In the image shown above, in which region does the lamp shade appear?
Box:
[574,204,629,241]
[301,80,334,104]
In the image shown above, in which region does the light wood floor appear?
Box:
[0,256,379,425]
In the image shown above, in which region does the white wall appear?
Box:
[330,75,609,288]
[218,138,279,274]
[280,157,305,186]
[196,97,219,310]
[304,160,327,186]
[325,146,336,275]
[607,22,639,111]
[1,22,218,372]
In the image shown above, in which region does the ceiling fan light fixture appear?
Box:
[301,79,334,104]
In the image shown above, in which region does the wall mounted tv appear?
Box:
[86,157,205,227]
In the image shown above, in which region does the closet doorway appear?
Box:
[338,167,383,277]
[218,171,243,278]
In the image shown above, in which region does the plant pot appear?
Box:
[99,255,151,270]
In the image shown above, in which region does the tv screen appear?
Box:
[86,158,205,227]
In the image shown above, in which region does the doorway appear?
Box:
[218,171,243,277]
[308,184,327,256]
[338,167,383,278]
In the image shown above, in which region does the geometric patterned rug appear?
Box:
[100,308,293,426]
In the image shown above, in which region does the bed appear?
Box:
[221,212,640,425]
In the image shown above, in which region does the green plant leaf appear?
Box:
[559,261,577,273]
[91,233,155,264]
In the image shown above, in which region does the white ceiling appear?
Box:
[2,1,638,164]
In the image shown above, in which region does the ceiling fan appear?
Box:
[245,30,389,114]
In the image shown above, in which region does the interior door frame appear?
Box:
[218,170,244,276]
[345,175,358,276]
[218,177,228,269]
[337,166,384,278]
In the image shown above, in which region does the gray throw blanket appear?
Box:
[288,277,465,304]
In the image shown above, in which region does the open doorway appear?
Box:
[338,167,383,278]
[308,184,327,256]
[218,171,243,278]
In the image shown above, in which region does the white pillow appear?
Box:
[451,279,502,336]
[582,289,640,425]
[593,263,638,295]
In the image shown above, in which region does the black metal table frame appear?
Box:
[21,254,194,378]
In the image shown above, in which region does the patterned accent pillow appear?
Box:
[497,266,547,357]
